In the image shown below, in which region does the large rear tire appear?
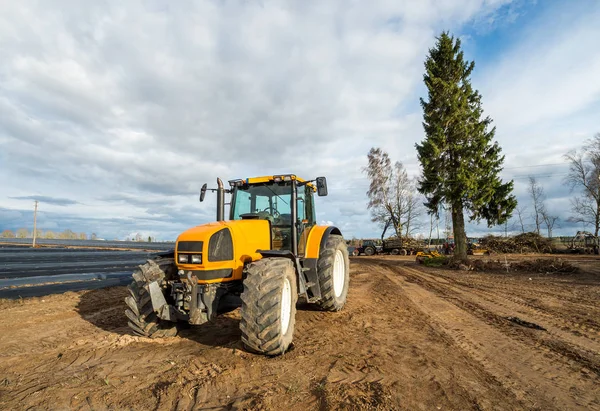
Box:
[316,234,349,311]
[124,259,179,338]
[240,258,297,356]
[364,245,376,256]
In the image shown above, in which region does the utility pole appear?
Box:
[32,200,38,247]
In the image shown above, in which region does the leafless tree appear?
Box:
[511,205,527,233]
[541,210,559,238]
[364,147,423,238]
[564,134,600,236]
[400,178,423,237]
[16,228,28,238]
[528,177,546,235]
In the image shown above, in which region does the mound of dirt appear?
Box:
[480,233,554,254]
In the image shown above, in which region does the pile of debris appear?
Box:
[513,258,579,274]
[470,258,578,274]
[479,232,554,254]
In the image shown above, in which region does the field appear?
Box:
[1,255,599,410]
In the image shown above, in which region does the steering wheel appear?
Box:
[261,207,280,218]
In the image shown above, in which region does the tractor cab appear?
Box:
[228,175,325,254]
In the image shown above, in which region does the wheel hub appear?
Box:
[333,250,345,298]
[281,278,292,334]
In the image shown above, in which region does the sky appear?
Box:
[1,0,599,241]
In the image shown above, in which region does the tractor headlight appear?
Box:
[191,254,202,264]
[178,254,189,264]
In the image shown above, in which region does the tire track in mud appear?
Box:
[427,268,600,338]
[395,263,600,358]
[362,259,600,410]
[306,267,525,410]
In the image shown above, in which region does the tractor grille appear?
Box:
[177,241,204,252]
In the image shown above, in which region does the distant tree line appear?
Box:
[0,229,98,240]
[1,229,159,242]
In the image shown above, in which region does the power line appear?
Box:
[328,171,571,191]
[503,162,568,170]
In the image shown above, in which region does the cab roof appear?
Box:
[229,174,316,191]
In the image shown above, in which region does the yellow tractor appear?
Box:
[415,250,442,263]
[125,175,350,355]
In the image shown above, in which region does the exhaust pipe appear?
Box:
[216,178,225,221]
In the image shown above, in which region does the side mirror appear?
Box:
[316,176,328,196]
[199,183,207,202]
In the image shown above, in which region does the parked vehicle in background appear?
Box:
[568,231,599,255]
[355,240,381,256]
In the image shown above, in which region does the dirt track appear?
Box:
[1,256,599,410]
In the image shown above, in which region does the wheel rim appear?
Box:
[280,278,292,335]
[333,250,345,298]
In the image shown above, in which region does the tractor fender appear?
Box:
[299,226,343,303]
[304,225,343,259]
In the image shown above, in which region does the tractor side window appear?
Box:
[305,185,316,226]
[232,190,251,219]
[297,189,306,221]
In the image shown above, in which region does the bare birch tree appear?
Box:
[528,177,546,235]
[364,147,422,238]
[564,134,600,235]
[513,205,527,233]
[541,210,559,238]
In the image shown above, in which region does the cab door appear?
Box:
[297,185,316,256]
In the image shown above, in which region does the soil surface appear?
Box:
[1,255,599,410]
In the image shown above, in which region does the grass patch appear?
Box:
[422,256,449,267]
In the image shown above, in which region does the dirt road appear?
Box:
[1,256,599,410]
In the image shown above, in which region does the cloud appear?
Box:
[9,195,79,206]
[478,2,600,135]
[0,1,597,240]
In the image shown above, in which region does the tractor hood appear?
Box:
[175,219,271,283]
[176,220,270,246]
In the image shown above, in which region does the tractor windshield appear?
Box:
[231,183,292,224]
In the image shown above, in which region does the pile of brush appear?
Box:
[479,232,554,254]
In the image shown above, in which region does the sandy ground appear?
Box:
[0,255,599,410]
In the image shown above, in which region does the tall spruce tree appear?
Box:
[416,32,516,261]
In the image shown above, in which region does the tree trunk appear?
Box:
[428,213,434,246]
[452,201,468,261]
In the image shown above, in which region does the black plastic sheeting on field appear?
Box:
[0,247,158,299]
[0,237,174,250]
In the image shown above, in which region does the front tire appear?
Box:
[317,235,349,311]
[240,258,297,356]
[124,259,179,338]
